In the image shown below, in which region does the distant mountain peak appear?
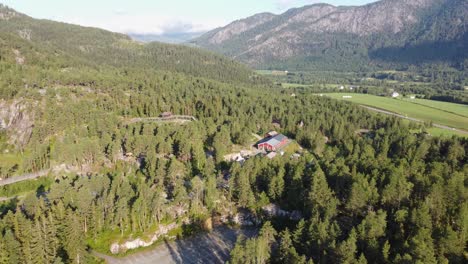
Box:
[192,0,466,71]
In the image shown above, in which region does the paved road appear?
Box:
[94,227,257,264]
[360,105,468,135]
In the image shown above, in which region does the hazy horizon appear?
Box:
[1,0,377,36]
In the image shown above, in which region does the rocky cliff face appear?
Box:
[0,100,35,148]
[0,4,19,21]
[192,0,466,70]
[208,13,276,44]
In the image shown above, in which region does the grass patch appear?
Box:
[255,70,287,76]
[281,83,343,89]
[0,152,24,176]
[401,98,468,118]
[281,140,302,154]
[325,93,468,131]
[0,176,53,197]
[424,128,467,138]
[281,83,312,88]
[88,219,201,257]
[88,219,173,254]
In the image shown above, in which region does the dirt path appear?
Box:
[125,115,197,125]
[0,169,50,187]
[360,105,468,135]
[93,226,257,264]
[0,195,24,202]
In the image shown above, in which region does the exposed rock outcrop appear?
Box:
[110,221,186,254]
[262,203,303,221]
[12,49,25,65]
[0,4,18,21]
[0,100,34,148]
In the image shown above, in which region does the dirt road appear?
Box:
[0,169,50,187]
[125,115,197,125]
[94,226,257,264]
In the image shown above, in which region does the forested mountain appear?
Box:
[0,4,467,264]
[0,4,258,85]
[192,0,468,71]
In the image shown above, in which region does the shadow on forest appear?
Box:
[0,197,19,216]
[165,226,258,264]
[369,37,467,65]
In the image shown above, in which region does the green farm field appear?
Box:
[325,93,468,131]
[402,98,468,117]
[424,127,468,137]
[281,83,342,89]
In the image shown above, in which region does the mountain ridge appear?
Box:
[191,0,467,71]
[0,4,260,85]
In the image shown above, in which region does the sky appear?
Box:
[1,0,377,35]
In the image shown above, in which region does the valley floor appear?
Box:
[360,105,468,136]
[324,93,468,136]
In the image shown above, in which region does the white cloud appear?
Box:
[46,1,327,35]
[55,14,221,35]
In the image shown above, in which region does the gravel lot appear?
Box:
[94,226,257,264]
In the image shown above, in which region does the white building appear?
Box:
[392,92,400,98]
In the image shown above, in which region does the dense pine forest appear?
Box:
[0,4,467,264]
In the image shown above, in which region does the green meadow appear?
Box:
[402,98,468,118]
[325,93,468,131]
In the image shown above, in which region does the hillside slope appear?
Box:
[192,0,467,71]
[0,4,258,85]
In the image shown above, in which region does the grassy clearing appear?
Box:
[0,153,23,172]
[281,83,312,88]
[89,220,200,257]
[410,127,466,138]
[282,140,302,154]
[255,70,287,76]
[88,221,171,255]
[423,128,467,138]
[325,93,468,131]
[281,83,344,89]
[0,177,53,197]
[402,98,468,117]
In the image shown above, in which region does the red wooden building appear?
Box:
[258,133,289,152]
